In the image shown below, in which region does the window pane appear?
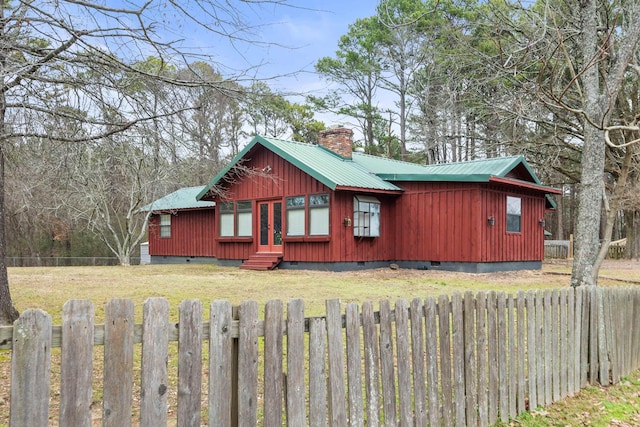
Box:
[310,194,329,206]
[287,196,305,209]
[353,195,380,237]
[369,203,380,237]
[287,209,305,236]
[507,196,521,215]
[220,213,234,237]
[506,196,522,232]
[220,202,234,213]
[160,214,171,238]
[237,201,251,212]
[237,212,252,236]
[507,214,521,233]
[309,206,329,235]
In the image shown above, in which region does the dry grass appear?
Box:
[1,259,639,426]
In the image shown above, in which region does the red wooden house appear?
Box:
[141,186,217,264]
[181,127,560,272]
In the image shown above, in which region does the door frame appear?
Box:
[257,199,283,254]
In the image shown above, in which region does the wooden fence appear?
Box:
[1,286,640,426]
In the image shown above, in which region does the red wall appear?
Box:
[148,209,216,257]
[392,181,546,263]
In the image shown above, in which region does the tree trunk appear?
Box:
[0,3,19,324]
[591,147,633,281]
[0,128,20,325]
[570,0,606,287]
[556,192,564,240]
[624,210,640,259]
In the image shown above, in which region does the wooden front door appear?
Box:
[258,200,283,253]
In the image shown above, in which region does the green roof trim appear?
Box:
[197,136,402,200]
[141,186,214,212]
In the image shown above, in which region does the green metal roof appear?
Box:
[197,136,402,200]
[353,154,541,183]
[141,186,215,212]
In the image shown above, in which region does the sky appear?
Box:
[177,0,379,100]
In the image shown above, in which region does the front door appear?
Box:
[258,201,283,253]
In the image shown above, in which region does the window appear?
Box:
[219,201,253,237]
[354,195,380,237]
[236,201,253,237]
[219,202,235,237]
[286,196,306,236]
[309,194,330,235]
[506,196,522,233]
[285,194,330,237]
[159,214,171,238]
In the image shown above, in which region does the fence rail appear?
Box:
[6,257,141,267]
[2,286,640,426]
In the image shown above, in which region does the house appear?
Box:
[187,127,561,272]
[141,186,217,264]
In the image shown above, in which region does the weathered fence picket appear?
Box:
[60,300,94,427]
[3,286,640,427]
[140,297,169,427]
[10,309,51,427]
[103,298,134,427]
[410,298,427,427]
[287,299,305,426]
[177,299,202,427]
[263,299,283,427]
[476,291,489,427]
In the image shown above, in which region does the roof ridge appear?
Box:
[427,155,523,166]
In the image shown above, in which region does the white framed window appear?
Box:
[219,202,235,237]
[354,195,380,237]
[159,214,171,238]
[286,196,306,236]
[309,194,330,236]
[236,201,253,237]
[506,196,522,233]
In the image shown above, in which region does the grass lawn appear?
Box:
[1,260,639,426]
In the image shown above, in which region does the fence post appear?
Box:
[10,309,52,427]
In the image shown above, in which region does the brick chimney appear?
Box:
[317,127,353,158]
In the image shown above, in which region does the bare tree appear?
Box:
[0,0,300,324]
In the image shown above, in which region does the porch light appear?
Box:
[343,216,352,227]
[539,219,546,228]
[487,216,495,226]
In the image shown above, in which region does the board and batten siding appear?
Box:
[480,186,547,262]
[148,209,216,257]
[392,182,481,263]
[212,146,398,263]
[392,182,547,263]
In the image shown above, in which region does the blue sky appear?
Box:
[179,1,379,96]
